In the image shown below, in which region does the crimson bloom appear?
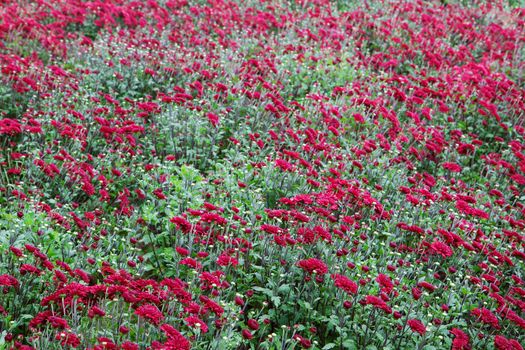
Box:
[407,319,426,335]
[431,240,453,258]
[206,112,219,127]
[494,335,523,350]
[450,328,471,350]
[242,329,253,340]
[134,304,164,325]
[297,258,328,275]
[471,308,500,330]
[332,274,358,294]
[160,324,191,350]
[364,295,392,314]
[185,316,209,333]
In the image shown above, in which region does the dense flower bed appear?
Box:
[0,0,524,349]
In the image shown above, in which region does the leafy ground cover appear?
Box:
[0,0,525,349]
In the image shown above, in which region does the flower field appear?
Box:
[1,0,525,348]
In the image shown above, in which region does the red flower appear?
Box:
[247,319,259,330]
[88,306,106,318]
[450,328,471,350]
[431,240,453,258]
[294,334,312,348]
[121,342,139,350]
[376,274,394,294]
[511,173,525,185]
[297,258,328,275]
[0,274,19,288]
[199,296,224,317]
[471,308,500,330]
[49,316,69,329]
[206,112,219,127]
[185,316,208,333]
[364,295,392,314]
[417,281,436,293]
[0,118,22,135]
[20,264,41,276]
[176,247,190,256]
[242,329,253,340]
[55,332,81,348]
[501,309,525,330]
[9,246,23,257]
[442,162,462,172]
[235,296,244,306]
[408,319,426,335]
[160,324,191,350]
[97,337,117,349]
[153,188,167,200]
[412,287,423,300]
[455,200,489,219]
[216,254,239,267]
[494,335,523,350]
[180,257,202,269]
[134,304,164,325]
[332,274,358,294]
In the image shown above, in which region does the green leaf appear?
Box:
[253,286,273,297]
[0,331,6,348]
[271,296,281,308]
[343,339,357,350]
[299,300,312,310]
[323,344,336,350]
[277,284,290,294]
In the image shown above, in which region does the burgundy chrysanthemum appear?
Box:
[431,240,453,258]
[408,319,426,335]
[332,274,358,295]
[297,258,328,275]
[450,328,471,350]
[160,324,191,350]
[134,304,164,325]
[364,295,392,314]
[471,308,500,330]
[494,335,524,350]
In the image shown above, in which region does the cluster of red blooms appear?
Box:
[1,0,525,348]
